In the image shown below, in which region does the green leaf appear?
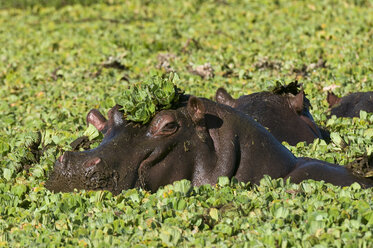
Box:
[218,177,230,187]
[3,168,12,181]
[0,137,10,155]
[83,124,100,141]
[364,128,373,139]
[349,182,361,190]
[359,110,367,120]
[173,180,191,194]
[11,184,27,197]
[159,227,181,246]
[176,199,186,210]
[330,132,343,146]
[274,207,289,219]
[209,208,219,221]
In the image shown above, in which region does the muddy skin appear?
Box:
[46,95,373,194]
[327,91,373,118]
[215,86,324,146]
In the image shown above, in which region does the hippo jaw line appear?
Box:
[135,142,177,189]
[299,115,321,138]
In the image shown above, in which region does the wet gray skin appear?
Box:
[215,88,324,146]
[46,95,373,194]
[327,91,373,118]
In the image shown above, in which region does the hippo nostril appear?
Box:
[58,154,64,163]
[84,157,101,168]
[57,151,74,167]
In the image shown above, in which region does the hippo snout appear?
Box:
[55,151,103,172]
[47,150,121,193]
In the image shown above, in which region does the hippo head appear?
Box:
[327,91,373,118]
[46,95,228,194]
[215,87,323,145]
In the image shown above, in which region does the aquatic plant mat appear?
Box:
[0,0,372,246]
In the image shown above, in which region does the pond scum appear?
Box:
[0,0,372,246]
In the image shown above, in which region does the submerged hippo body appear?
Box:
[46,95,372,194]
[327,91,373,118]
[215,86,324,145]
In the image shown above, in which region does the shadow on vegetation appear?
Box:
[0,0,112,9]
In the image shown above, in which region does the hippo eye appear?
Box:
[162,122,179,132]
[153,121,179,137]
[150,115,179,137]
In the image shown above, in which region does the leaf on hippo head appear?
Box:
[116,73,184,124]
[133,102,156,123]
[270,80,312,111]
[271,80,302,96]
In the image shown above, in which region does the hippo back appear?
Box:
[328,91,373,118]
[216,87,324,146]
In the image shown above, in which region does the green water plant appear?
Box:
[1,1,373,246]
[115,73,183,124]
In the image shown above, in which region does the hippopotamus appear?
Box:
[46,95,372,194]
[327,91,373,118]
[215,83,325,145]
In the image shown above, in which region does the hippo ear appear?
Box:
[107,104,124,127]
[215,88,236,107]
[289,91,304,113]
[187,96,206,125]
[86,109,107,132]
[327,92,341,107]
[188,96,210,142]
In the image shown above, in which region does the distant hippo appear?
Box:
[327,91,373,118]
[215,83,325,145]
[46,95,372,194]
